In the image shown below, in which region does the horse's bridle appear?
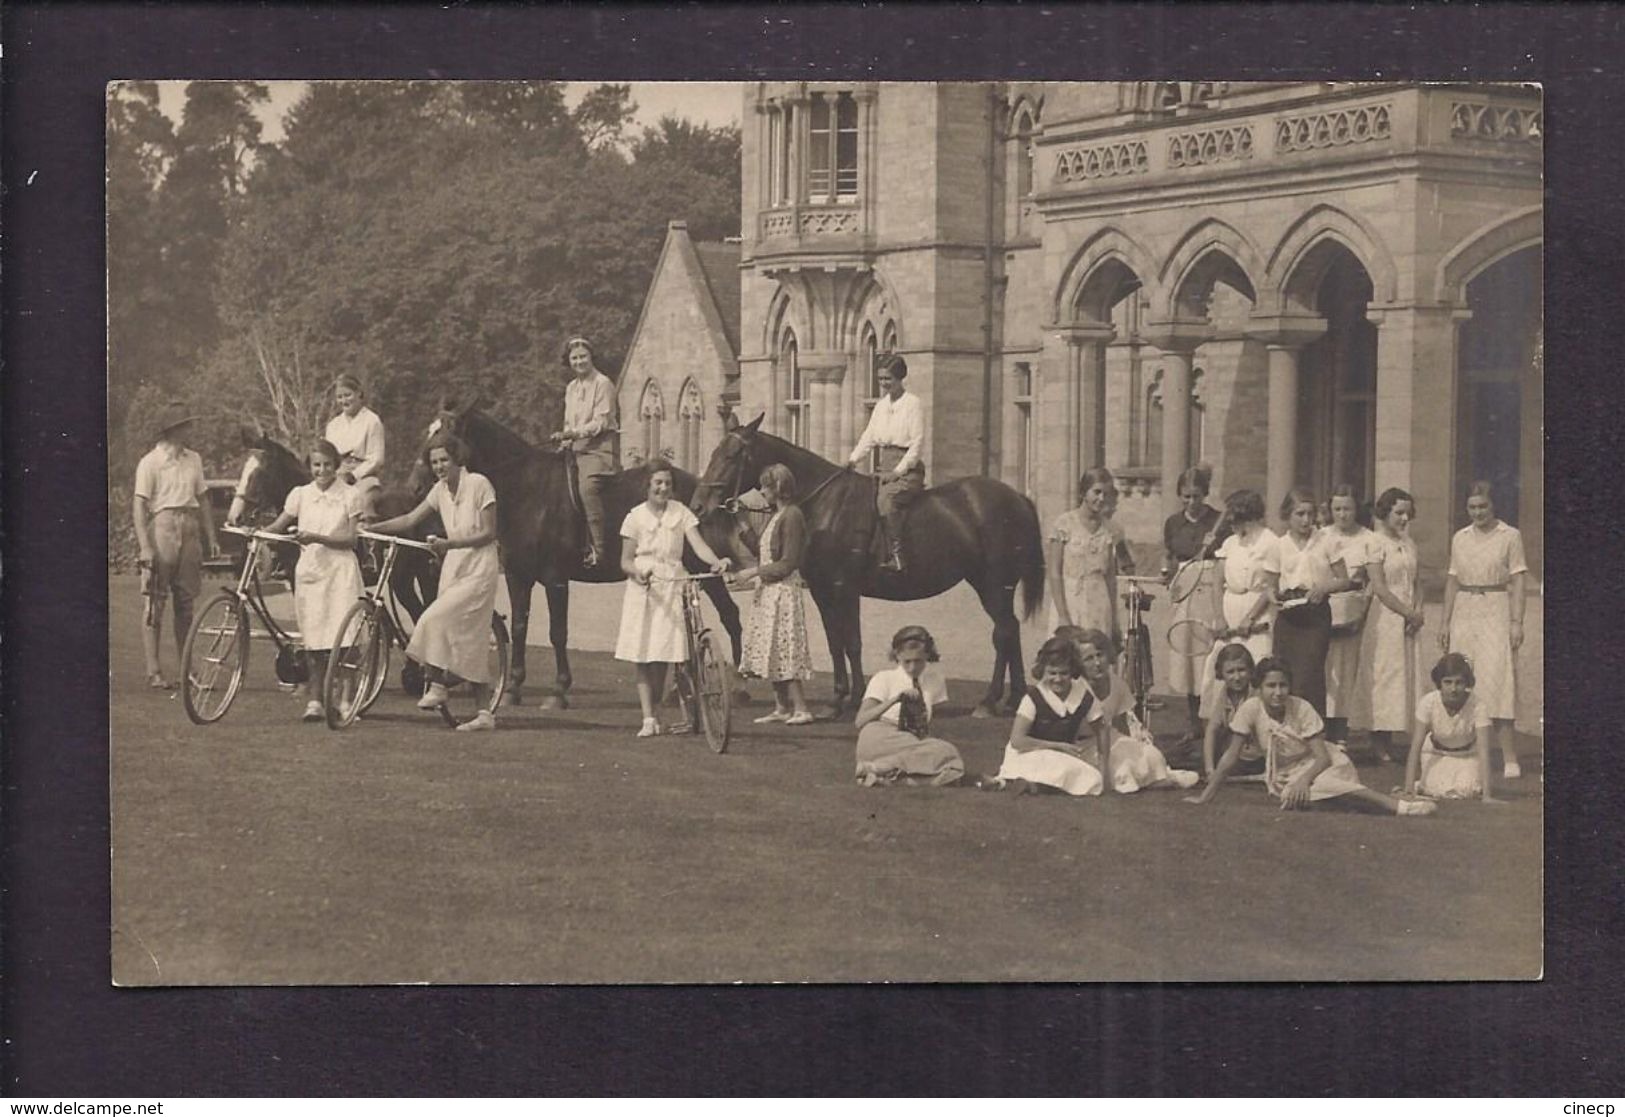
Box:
[696,437,849,517]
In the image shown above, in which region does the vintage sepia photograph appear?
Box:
[108,79,1543,985]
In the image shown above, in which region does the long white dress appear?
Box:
[1319,525,1375,720]
[284,481,364,651]
[615,501,700,664]
[406,471,500,683]
[1355,530,1423,733]
[1414,690,1491,798]
[1090,670,1192,792]
[1447,521,1527,721]
[1200,527,1279,710]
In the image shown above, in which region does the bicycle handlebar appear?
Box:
[222,525,296,544]
[358,529,437,552]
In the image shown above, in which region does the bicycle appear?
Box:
[180,524,302,725]
[1120,574,1162,725]
[323,530,510,730]
[654,572,734,753]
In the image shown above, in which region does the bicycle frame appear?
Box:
[220,525,301,656]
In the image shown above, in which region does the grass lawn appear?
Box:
[111,576,1541,985]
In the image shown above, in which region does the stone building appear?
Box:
[616,220,741,475]
[734,81,1542,580]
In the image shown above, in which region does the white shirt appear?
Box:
[325,407,386,482]
[861,664,948,727]
[134,442,207,512]
[849,390,924,473]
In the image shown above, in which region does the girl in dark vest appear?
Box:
[994,635,1110,795]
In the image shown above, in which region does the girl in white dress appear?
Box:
[1199,489,1279,714]
[368,430,502,732]
[615,466,732,738]
[1319,485,1376,747]
[264,440,364,722]
[1186,657,1435,816]
[1357,487,1426,763]
[324,373,387,518]
[1406,653,1499,802]
[1072,628,1198,793]
[1439,481,1530,779]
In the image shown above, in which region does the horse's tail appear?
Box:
[1018,494,1046,621]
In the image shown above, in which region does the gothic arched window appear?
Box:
[678,379,704,472]
[639,380,665,463]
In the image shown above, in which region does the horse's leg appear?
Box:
[971,580,1023,719]
[503,570,532,706]
[810,585,848,719]
[537,581,572,711]
[841,590,865,722]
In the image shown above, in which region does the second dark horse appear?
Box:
[417,397,745,708]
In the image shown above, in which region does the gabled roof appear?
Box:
[692,240,742,357]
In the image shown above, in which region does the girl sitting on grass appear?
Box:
[1405,652,1501,802]
[994,635,1106,796]
[854,625,972,788]
[1187,656,1436,815]
[1065,627,1199,793]
[1200,643,1263,780]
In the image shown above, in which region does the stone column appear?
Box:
[1042,321,1116,515]
[802,352,848,463]
[1144,319,1212,518]
[999,360,1025,490]
[1248,314,1327,518]
[1366,303,1469,580]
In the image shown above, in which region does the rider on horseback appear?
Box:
[846,353,924,573]
[550,335,620,568]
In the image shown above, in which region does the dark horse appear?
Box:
[691,415,1045,717]
[226,426,440,626]
[417,397,746,709]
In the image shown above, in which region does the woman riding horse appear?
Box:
[415,396,746,709]
[692,414,1045,718]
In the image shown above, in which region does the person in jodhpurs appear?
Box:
[847,353,925,572]
[132,401,219,688]
[549,335,620,568]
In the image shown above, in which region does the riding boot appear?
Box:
[882,542,905,573]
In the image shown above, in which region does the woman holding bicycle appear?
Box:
[369,429,501,732]
[615,465,731,738]
[263,439,364,722]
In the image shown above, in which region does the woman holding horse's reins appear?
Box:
[369,429,503,732]
[615,465,732,738]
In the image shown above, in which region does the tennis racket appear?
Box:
[1166,618,1220,657]
[1167,559,1209,604]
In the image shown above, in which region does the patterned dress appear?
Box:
[1446,521,1528,721]
[1355,529,1423,733]
[1049,509,1118,643]
[739,508,813,682]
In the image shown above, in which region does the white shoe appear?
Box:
[754,710,791,724]
[1397,798,1437,817]
[302,700,323,722]
[637,718,662,738]
[417,682,451,709]
[1502,760,1522,780]
[456,710,496,732]
[1169,769,1200,790]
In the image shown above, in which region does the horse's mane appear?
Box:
[738,425,841,480]
[457,407,545,461]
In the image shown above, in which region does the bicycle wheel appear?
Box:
[181,591,249,724]
[434,613,510,728]
[325,600,385,729]
[692,629,733,754]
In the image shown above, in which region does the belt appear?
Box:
[153,506,200,515]
[1458,583,1508,594]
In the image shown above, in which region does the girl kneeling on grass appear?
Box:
[854,626,973,788]
[1186,656,1436,815]
[995,635,1107,796]
[1066,627,1199,793]
[1200,643,1263,780]
[263,439,363,723]
[1405,652,1501,803]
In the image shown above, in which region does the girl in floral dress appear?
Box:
[1048,468,1121,653]
[734,464,815,726]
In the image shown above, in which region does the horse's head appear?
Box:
[227,424,308,525]
[691,413,762,516]
[697,505,760,567]
[411,394,475,496]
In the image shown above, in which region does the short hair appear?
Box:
[1329,483,1361,504]
[307,438,342,467]
[1373,487,1415,521]
[1280,487,1318,521]
[424,429,471,466]
[1431,652,1477,689]
[1466,479,1495,503]
[1071,627,1115,660]
[890,624,940,662]
[646,464,676,488]
[1176,465,1213,498]
[1077,467,1117,503]
[1224,488,1266,525]
[334,373,365,395]
[1053,624,1088,645]
[758,463,797,501]
[562,335,595,369]
[1031,635,1086,680]
[1213,642,1256,680]
[877,353,908,381]
[1253,655,1294,689]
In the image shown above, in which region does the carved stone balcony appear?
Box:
[756,203,866,253]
